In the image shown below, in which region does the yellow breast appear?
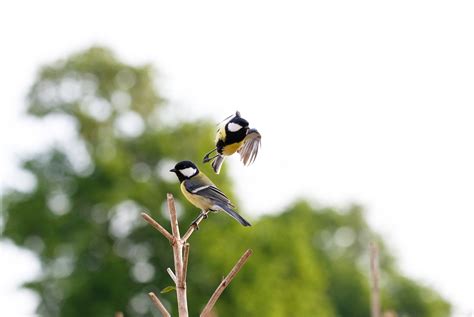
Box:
[180,182,213,211]
[222,140,244,156]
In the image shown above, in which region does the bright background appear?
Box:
[1,1,473,316]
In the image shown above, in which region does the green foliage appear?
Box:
[160,286,176,294]
[2,47,451,317]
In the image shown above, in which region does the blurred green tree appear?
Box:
[2,47,450,317]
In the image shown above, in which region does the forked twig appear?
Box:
[143,194,251,317]
[167,193,188,316]
[200,249,253,317]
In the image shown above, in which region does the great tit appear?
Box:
[202,111,261,174]
[170,160,251,227]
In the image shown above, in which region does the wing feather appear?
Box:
[184,178,235,208]
[238,128,261,165]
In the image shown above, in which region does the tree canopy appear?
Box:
[2,47,450,317]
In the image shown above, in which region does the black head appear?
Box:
[225,115,249,134]
[170,160,199,182]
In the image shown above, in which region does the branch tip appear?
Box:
[200,249,253,317]
[148,292,171,317]
[141,212,173,242]
[167,268,177,284]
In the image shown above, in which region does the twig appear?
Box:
[182,243,190,283]
[168,193,181,240]
[181,211,209,242]
[148,292,171,317]
[370,242,380,317]
[200,249,253,317]
[167,193,188,317]
[167,268,177,283]
[141,212,173,242]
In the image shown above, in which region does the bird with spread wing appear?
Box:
[203,111,262,174]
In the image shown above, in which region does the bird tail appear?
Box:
[211,155,225,174]
[218,204,251,227]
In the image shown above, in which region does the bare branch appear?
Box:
[141,212,173,242]
[182,211,209,242]
[148,292,171,317]
[200,249,253,317]
[167,193,188,316]
[167,268,177,284]
[182,243,190,284]
[167,193,181,240]
[370,242,380,317]
[143,194,250,317]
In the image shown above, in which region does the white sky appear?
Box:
[1,1,474,316]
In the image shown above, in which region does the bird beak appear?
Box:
[169,168,176,173]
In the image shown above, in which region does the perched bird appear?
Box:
[170,160,251,227]
[203,111,261,174]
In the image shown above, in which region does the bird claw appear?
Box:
[191,222,200,231]
[189,211,208,231]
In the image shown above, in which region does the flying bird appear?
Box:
[203,111,261,174]
[170,160,251,227]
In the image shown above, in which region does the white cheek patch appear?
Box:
[228,122,243,132]
[180,167,197,177]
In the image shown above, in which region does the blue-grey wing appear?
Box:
[184,179,234,208]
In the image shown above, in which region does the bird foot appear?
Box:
[189,211,208,231]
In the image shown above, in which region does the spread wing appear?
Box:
[184,176,235,208]
[238,128,261,166]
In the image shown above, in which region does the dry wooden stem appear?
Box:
[167,268,177,283]
[141,212,173,242]
[181,210,209,242]
[148,292,171,317]
[167,193,189,317]
[182,243,190,284]
[200,249,253,317]
[143,194,249,317]
[370,242,380,317]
